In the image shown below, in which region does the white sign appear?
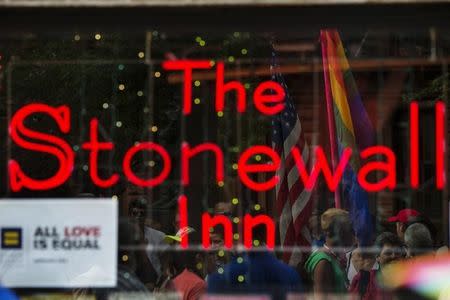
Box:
[0,199,117,288]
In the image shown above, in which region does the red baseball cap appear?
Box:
[388,209,420,223]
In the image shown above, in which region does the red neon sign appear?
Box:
[6,59,448,250]
[9,103,74,192]
[82,118,119,188]
[8,100,447,193]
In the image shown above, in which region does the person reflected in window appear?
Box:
[157,228,206,300]
[387,209,420,241]
[207,210,301,299]
[349,232,405,300]
[404,223,434,258]
[305,208,355,297]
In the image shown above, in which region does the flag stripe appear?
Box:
[321,29,374,247]
[271,49,313,264]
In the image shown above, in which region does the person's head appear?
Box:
[388,209,420,241]
[404,223,433,258]
[405,215,437,247]
[160,248,203,278]
[175,250,200,273]
[209,226,225,250]
[321,208,355,250]
[160,227,203,277]
[128,198,147,228]
[374,232,405,267]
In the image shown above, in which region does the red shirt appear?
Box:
[349,270,392,300]
[171,269,206,300]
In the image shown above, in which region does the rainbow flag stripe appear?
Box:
[320,29,375,247]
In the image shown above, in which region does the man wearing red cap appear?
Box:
[388,209,420,241]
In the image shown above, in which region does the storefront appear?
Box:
[0,1,449,299]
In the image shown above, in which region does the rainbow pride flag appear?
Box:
[320,29,375,247]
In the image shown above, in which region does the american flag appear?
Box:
[271,50,314,265]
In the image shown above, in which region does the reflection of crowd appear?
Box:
[61,185,448,300]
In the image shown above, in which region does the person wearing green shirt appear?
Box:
[305,208,355,297]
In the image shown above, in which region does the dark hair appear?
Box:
[128,197,147,210]
[160,249,203,279]
[374,232,404,256]
[173,250,198,272]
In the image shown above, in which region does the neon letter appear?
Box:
[162,60,212,115]
[410,101,419,188]
[253,81,285,115]
[357,146,396,192]
[216,62,246,113]
[202,213,233,249]
[436,101,446,189]
[181,142,224,186]
[178,195,189,249]
[243,214,275,249]
[291,146,351,191]
[237,145,280,191]
[82,118,119,188]
[8,103,74,191]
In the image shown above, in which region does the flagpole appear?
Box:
[320,30,342,209]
